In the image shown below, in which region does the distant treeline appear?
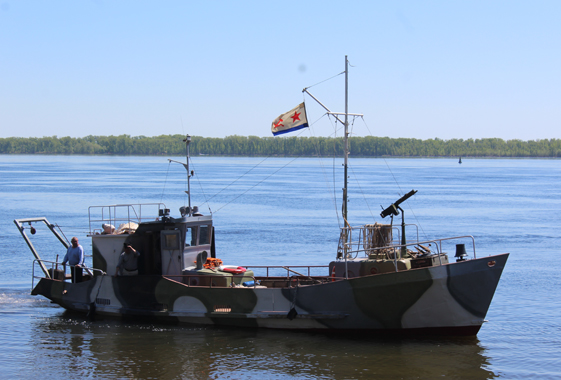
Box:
[1,135,561,157]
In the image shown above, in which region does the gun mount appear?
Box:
[380,189,418,218]
[380,190,418,257]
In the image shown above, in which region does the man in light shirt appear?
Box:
[62,237,84,283]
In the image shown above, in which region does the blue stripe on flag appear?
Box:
[272,123,309,136]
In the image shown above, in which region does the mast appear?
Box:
[343,55,349,223]
[185,135,192,214]
[168,134,194,217]
[302,56,361,225]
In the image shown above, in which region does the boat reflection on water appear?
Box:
[29,312,498,379]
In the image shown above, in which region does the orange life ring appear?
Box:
[331,266,336,282]
[221,266,247,275]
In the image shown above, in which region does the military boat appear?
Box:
[15,57,508,335]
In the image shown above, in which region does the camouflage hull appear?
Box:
[32,253,508,335]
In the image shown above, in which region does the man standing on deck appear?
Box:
[62,237,84,283]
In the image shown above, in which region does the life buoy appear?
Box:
[331,266,336,282]
[221,266,247,275]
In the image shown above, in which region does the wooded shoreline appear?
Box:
[1,135,560,157]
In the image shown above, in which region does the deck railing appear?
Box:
[243,265,329,279]
[341,235,476,269]
[164,269,333,288]
[88,203,166,235]
[339,223,475,260]
[338,224,420,257]
[31,259,106,288]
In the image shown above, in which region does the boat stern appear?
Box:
[32,277,95,313]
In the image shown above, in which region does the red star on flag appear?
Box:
[271,102,308,136]
[290,111,301,123]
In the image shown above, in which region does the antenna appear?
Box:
[184,135,192,213]
[168,134,193,217]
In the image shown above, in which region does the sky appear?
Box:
[1,1,560,141]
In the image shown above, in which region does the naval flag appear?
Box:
[271,103,308,136]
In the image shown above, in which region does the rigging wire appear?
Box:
[304,71,345,91]
[199,156,271,209]
[160,160,172,205]
[213,155,303,214]
[346,116,378,221]
[348,164,376,220]
[324,113,366,228]
[300,63,354,228]
[360,117,429,241]
[187,158,213,214]
[331,116,340,226]
[200,105,317,215]
[304,84,368,229]
[207,99,325,214]
[307,112,342,228]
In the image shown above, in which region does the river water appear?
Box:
[0,155,559,379]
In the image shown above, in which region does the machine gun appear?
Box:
[380,189,418,218]
[380,190,418,257]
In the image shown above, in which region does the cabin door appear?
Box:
[160,230,183,277]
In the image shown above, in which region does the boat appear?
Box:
[15,57,508,336]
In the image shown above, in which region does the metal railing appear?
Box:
[164,274,259,288]
[32,259,106,288]
[165,265,332,288]
[339,235,476,273]
[243,265,329,279]
[88,203,166,235]
[357,235,475,258]
[339,224,421,256]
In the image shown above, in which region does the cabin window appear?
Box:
[187,227,198,247]
[185,226,210,247]
[199,225,210,245]
[163,233,180,250]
